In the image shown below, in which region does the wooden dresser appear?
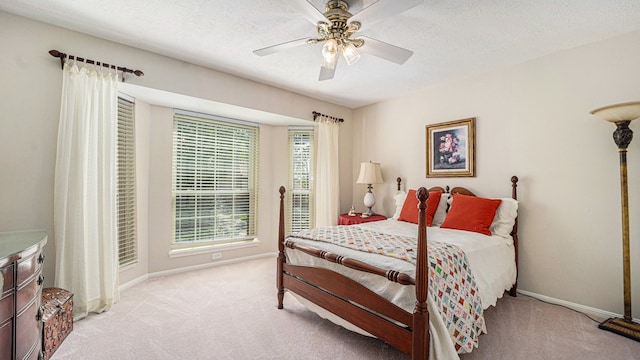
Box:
[0,231,48,360]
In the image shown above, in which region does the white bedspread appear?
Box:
[285,219,517,359]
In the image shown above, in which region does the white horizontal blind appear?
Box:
[288,128,314,233]
[117,96,138,266]
[172,112,259,245]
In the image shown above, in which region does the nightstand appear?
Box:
[338,213,386,225]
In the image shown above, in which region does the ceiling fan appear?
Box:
[253,0,423,81]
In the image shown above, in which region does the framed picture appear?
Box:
[426,117,476,177]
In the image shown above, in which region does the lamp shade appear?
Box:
[590,101,640,122]
[342,43,361,65]
[356,162,384,184]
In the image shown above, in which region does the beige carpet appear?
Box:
[52,257,640,359]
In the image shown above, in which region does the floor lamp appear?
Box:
[591,101,640,341]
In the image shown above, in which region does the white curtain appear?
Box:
[314,116,340,226]
[54,61,120,320]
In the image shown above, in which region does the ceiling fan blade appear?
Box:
[289,0,330,25]
[349,0,423,31]
[358,36,414,64]
[319,64,336,81]
[253,38,311,56]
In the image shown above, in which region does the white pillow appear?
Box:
[445,195,518,238]
[490,198,518,239]
[391,190,407,220]
[431,193,451,227]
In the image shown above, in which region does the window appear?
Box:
[172,111,259,246]
[117,96,137,266]
[288,127,314,233]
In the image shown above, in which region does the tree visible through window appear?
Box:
[172,111,259,245]
[288,128,314,233]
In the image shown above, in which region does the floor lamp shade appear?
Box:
[356,162,384,216]
[591,102,640,123]
[591,101,640,342]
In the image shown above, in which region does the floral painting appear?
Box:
[426,118,475,177]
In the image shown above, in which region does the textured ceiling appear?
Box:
[2,0,640,108]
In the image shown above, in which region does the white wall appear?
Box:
[0,11,353,286]
[7,8,637,319]
[352,30,640,315]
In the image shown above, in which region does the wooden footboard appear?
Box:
[277,177,519,359]
[277,186,431,359]
[283,263,414,353]
[413,188,430,358]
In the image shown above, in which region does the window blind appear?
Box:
[117,96,137,266]
[172,112,259,245]
[288,128,314,233]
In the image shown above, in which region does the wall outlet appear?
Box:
[211,252,223,260]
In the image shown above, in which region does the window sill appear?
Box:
[119,261,139,272]
[168,238,260,259]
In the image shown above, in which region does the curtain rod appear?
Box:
[312,111,344,123]
[49,49,144,82]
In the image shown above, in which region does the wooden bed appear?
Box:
[276,176,519,359]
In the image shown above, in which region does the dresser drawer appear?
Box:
[25,339,42,360]
[17,272,44,313]
[0,230,47,360]
[0,292,14,325]
[0,319,13,360]
[1,263,14,294]
[17,250,44,287]
[16,298,41,360]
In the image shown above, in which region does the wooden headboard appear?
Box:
[395,177,476,197]
[394,175,519,296]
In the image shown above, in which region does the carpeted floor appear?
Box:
[52,257,640,359]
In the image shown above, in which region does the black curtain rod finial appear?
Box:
[312,111,344,123]
[48,49,144,81]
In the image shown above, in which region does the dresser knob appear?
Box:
[36,306,43,321]
[38,274,44,285]
[38,253,45,264]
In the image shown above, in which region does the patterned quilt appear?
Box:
[289,225,486,354]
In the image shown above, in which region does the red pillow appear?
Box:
[440,193,502,235]
[398,189,442,226]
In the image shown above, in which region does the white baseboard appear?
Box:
[118,252,277,291]
[148,252,277,279]
[517,289,640,322]
[119,274,149,292]
[123,260,636,323]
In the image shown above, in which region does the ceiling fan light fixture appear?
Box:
[254,0,422,80]
[321,40,339,70]
[321,56,338,71]
[342,43,360,65]
[321,39,339,69]
[322,39,339,61]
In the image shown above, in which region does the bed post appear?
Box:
[413,187,430,359]
[277,186,286,309]
[509,176,519,297]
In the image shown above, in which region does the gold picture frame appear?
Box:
[426,117,476,177]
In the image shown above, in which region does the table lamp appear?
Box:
[356,161,384,217]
